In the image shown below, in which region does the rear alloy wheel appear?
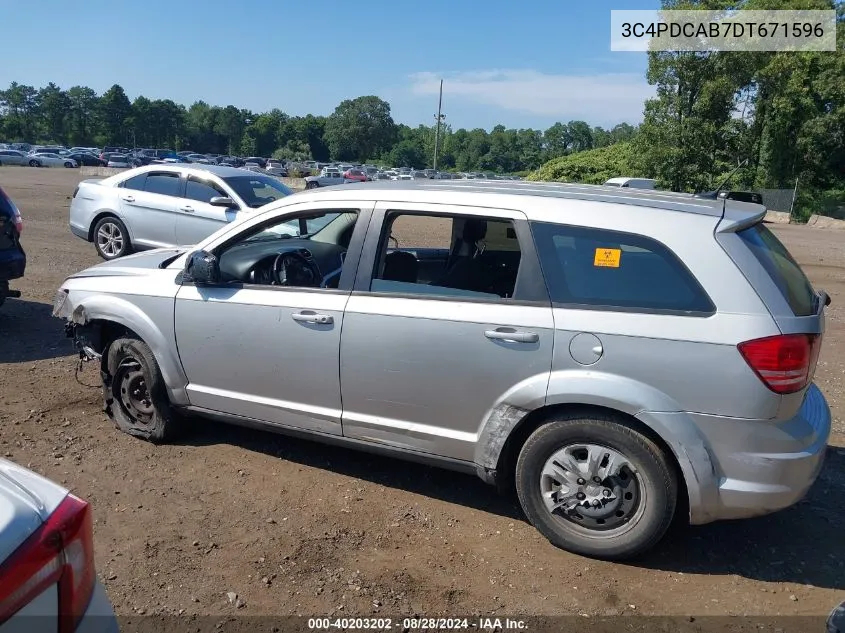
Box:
[515,412,677,560]
[28,159,39,167]
[93,216,131,259]
[305,181,318,189]
[105,337,182,443]
[64,161,74,168]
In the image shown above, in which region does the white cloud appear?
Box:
[408,69,654,125]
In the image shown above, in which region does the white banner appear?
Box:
[611,9,838,52]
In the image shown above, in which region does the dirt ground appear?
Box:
[1,167,843,623]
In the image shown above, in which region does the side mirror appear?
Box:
[209,196,237,208]
[183,250,220,285]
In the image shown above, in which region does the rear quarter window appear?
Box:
[736,224,815,317]
[531,222,715,315]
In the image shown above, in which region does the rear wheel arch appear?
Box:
[493,403,689,521]
[87,210,125,242]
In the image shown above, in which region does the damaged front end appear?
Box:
[53,289,102,363]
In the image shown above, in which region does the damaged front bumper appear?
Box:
[53,289,102,362]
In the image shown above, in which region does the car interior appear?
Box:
[216,211,359,289]
[371,213,522,299]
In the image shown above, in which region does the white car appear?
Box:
[69,163,295,259]
[105,154,131,168]
[0,458,118,633]
[27,152,77,168]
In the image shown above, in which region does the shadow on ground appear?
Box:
[184,418,845,590]
[0,298,73,363]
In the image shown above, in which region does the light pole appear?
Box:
[432,79,445,172]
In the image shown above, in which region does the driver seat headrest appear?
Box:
[462,219,487,244]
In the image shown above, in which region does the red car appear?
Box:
[343,168,368,183]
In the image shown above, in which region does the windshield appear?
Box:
[245,212,343,242]
[222,175,293,208]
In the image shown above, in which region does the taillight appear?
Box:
[738,333,821,394]
[0,494,96,632]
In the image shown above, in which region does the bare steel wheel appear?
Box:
[515,411,677,560]
[115,360,155,426]
[540,443,643,533]
[93,216,131,259]
[104,336,183,443]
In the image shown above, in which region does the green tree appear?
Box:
[0,82,38,141]
[324,96,397,162]
[98,84,132,145]
[387,139,425,169]
[35,82,70,143]
[66,86,98,146]
[529,142,643,184]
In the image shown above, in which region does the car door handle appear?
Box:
[122,195,135,203]
[484,328,539,344]
[179,205,195,213]
[291,311,333,325]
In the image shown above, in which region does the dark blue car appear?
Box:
[0,185,25,307]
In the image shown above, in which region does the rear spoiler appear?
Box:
[714,199,768,233]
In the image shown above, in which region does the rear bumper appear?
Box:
[645,383,831,524]
[69,222,89,241]
[75,581,119,633]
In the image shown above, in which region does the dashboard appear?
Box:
[218,238,347,288]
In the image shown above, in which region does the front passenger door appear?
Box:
[175,175,239,245]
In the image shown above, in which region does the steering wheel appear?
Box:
[272,251,322,287]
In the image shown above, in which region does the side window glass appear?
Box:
[370,212,522,301]
[122,173,147,191]
[144,173,181,197]
[216,210,360,288]
[185,177,224,203]
[531,221,715,314]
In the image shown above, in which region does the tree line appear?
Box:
[0,83,636,173]
[532,0,843,220]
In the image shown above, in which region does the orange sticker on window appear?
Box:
[594,248,621,268]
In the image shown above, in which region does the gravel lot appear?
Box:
[1,167,843,624]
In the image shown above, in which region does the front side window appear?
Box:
[185,177,225,203]
[144,173,182,197]
[531,222,714,314]
[215,209,360,288]
[370,212,522,301]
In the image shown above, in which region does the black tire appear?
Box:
[28,159,39,167]
[92,215,132,260]
[515,411,677,560]
[64,161,74,168]
[104,337,182,443]
[305,181,318,190]
[0,281,7,308]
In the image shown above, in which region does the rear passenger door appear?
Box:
[118,171,179,248]
[175,175,239,245]
[339,202,554,463]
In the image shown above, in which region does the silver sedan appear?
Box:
[69,164,295,259]
[27,152,77,168]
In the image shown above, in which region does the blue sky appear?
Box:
[1,0,661,131]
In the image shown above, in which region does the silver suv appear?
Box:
[53,180,831,559]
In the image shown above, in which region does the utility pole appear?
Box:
[433,79,444,172]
